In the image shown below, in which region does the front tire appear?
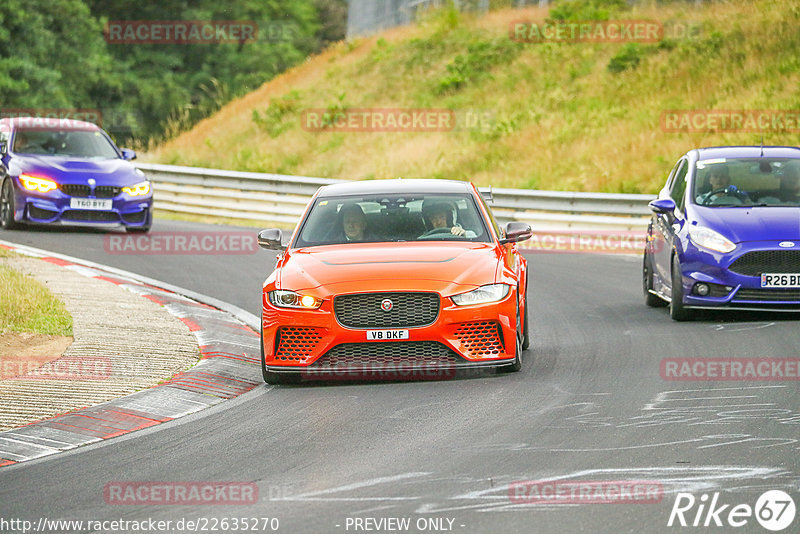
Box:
[0,178,20,230]
[522,271,531,350]
[670,255,693,321]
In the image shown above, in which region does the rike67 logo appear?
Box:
[668,490,796,531]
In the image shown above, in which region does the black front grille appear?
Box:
[60,184,90,196]
[729,251,800,276]
[59,184,121,198]
[734,288,800,301]
[334,292,439,328]
[61,210,119,222]
[95,186,121,198]
[311,341,461,367]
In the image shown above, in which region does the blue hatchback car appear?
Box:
[0,117,152,233]
[644,145,800,320]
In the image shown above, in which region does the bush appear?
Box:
[549,0,627,21]
[607,43,643,73]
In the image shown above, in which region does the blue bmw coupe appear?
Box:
[644,145,800,320]
[0,117,152,233]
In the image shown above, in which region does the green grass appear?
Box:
[149,0,800,194]
[0,260,73,336]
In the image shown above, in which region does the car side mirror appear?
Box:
[258,228,285,250]
[500,222,532,244]
[0,140,6,155]
[649,198,676,216]
[120,148,137,161]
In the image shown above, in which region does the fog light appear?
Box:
[694,283,710,296]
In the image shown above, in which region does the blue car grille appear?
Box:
[60,184,90,196]
[95,186,121,198]
[729,251,800,276]
[60,184,121,198]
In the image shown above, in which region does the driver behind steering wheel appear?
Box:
[697,165,732,204]
[420,200,467,237]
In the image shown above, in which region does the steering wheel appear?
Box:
[419,227,457,238]
[700,187,749,206]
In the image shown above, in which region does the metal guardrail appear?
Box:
[136,162,654,230]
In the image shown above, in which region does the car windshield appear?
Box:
[294,193,491,247]
[12,128,119,159]
[693,157,800,207]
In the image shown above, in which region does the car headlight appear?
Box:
[19,174,58,193]
[451,283,510,306]
[269,290,323,309]
[122,181,150,196]
[689,226,736,253]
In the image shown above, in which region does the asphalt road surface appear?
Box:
[1,219,798,534]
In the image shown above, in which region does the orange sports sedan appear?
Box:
[257,179,532,384]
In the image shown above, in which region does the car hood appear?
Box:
[277,242,501,296]
[12,155,142,186]
[691,206,800,243]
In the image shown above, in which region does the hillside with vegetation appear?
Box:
[0,0,346,143]
[148,0,800,193]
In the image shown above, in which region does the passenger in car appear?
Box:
[339,203,380,242]
[778,166,800,203]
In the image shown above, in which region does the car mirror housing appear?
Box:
[258,228,285,250]
[649,198,676,215]
[120,148,137,161]
[500,221,532,244]
[0,140,6,155]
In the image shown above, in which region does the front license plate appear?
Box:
[70,198,113,210]
[366,329,409,341]
[761,273,800,288]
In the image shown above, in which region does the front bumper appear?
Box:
[261,290,519,375]
[679,240,800,310]
[12,178,152,229]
